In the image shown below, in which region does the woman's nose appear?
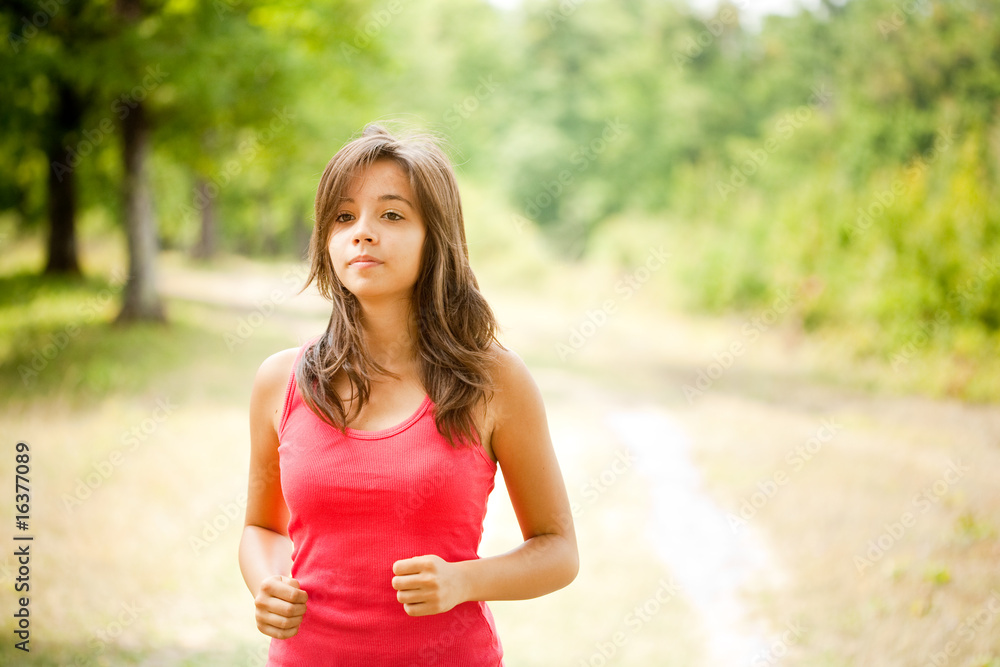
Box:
[351,215,377,244]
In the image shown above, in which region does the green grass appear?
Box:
[1,274,183,404]
[0,264,298,411]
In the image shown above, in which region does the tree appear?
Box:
[110,0,164,321]
[0,2,106,276]
[44,80,85,275]
[2,0,380,321]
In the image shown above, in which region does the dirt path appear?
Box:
[606,406,782,664]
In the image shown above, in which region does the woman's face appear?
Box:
[329,159,427,303]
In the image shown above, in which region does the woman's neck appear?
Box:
[358,296,419,373]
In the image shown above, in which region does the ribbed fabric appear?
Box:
[267,344,504,666]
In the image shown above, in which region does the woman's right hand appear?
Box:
[255,575,308,639]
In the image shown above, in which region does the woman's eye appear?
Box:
[384,211,403,221]
[334,213,353,223]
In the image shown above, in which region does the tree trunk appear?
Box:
[191,176,217,259]
[44,82,82,276]
[116,101,165,322]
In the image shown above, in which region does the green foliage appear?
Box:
[425,0,1000,396]
[0,0,377,256]
[2,0,999,396]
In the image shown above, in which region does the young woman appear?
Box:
[238,124,578,665]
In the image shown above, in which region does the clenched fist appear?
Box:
[255,575,308,639]
[391,554,468,617]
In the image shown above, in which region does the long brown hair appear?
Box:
[297,123,500,446]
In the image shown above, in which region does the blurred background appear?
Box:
[1,0,999,665]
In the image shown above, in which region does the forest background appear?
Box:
[2,0,998,397]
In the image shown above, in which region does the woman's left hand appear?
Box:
[391,554,467,616]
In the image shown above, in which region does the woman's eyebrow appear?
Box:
[338,194,413,207]
[378,193,414,207]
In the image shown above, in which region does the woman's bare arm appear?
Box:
[238,348,308,637]
[238,525,293,598]
[392,348,578,615]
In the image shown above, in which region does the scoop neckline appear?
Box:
[344,394,433,440]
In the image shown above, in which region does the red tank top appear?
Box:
[267,344,504,666]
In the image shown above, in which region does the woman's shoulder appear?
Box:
[253,346,302,395]
[251,346,303,434]
[485,342,542,406]
[486,342,527,377]
[481,343,550,460]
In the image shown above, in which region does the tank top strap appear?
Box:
[279,338,317,439]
